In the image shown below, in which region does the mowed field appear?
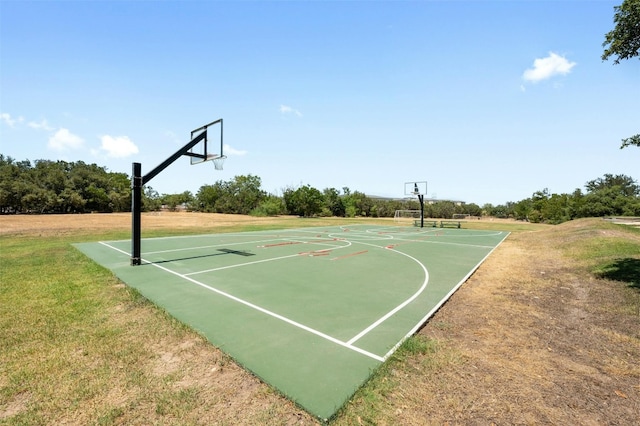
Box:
[1,212,639,425]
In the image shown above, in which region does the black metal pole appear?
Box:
[129,118,222,266]
[131,162,142,265]
[419,194,424,228]
[142,130,207,185]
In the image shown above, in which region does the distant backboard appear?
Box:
[188,119,223,165]
[404,181,427,197]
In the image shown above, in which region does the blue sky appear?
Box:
[1,1,638,206]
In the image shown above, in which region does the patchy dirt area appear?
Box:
[2,214,638,424]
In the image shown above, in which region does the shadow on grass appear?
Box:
[595,257,640,290]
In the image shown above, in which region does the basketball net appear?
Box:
[212,155,226,171]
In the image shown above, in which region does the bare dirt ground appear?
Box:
[2,213,638,425]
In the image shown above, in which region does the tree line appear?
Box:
[1,155,639,223]
[0,155,130,214]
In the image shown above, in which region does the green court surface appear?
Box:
[75,224,509,420]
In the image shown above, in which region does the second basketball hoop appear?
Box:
[404,181,427,197]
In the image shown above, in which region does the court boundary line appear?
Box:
[381,230,511,359]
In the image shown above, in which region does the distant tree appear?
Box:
[160,191,194,211]
[107,173,132,212]
[430,201,456,219]
[0,156,131,213]
[513,199,532,221]
[462,203,482,217]
[142,186,162,212]
[585,174,640,197]
[568,188,586,219]
[322,187,345,217]
[343,190,370,217]
[526,189,550,223]
[285,185,324,217]
[493,204,511,219]
[251,195,286,217]
[224,175,265,214]
[194,175,265,214]
[541,193,571,224]
[195,183,224,212]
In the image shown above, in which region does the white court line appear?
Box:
[380,230,511,360]
[346,243,429,346]
[98,240,384,362]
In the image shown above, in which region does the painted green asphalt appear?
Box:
[74,225,508,420]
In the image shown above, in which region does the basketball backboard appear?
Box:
[188,119,224,166]
[404,181,427,197]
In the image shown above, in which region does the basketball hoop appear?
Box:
[211,155,226,171]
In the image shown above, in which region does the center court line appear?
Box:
[98,241,385,362]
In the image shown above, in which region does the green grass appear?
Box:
[564,222,640,290]
[593,258,640,289]
[1,231,238,424]
[552,219,640,318]
[1,235,144,424]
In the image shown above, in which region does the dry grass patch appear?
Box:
[347,218,639,425]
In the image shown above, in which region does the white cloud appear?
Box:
[522,52,576,83]
[280,104,303,117]
[1,113,24,127]
[223,144,247,156]
[48,128,84,151]
[99,135,139,158]
[28,119,54,131]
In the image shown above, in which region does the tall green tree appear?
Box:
[602,0,640,148]
[620,134,640,148]
[602,0,640,64]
